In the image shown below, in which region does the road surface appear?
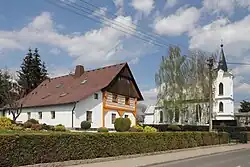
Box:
[150,149,250,167]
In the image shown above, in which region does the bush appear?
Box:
[97,127,109,132]
[143,126,157,132]
[80,121,91,130]
[12,126,25,131]
[0,117,14,129]
[23,122,33,128]
[31,124,42,131]
[26,119,39,124]
[55,124,66,131]
[41,123,52,131]
[114,118,131,132]
[129,125,144,132]
[167,124,181,131]
[0,132,229,166]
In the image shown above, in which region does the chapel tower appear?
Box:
[213,44,234,120]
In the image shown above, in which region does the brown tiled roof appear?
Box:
[19,62,131,108]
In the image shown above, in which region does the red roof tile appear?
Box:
[20,63,128,108]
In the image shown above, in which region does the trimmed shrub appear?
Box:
[0,132,229,166]
[167,124,181,131]
[97,127,109,132]
[41,123,52,131]
[0,117,13,129]
[12,126,25,131]
[26,119,39,124]
[31,124,42,131]
[80,121,91,130]
[55,124,66,131]
[23,122,33,128]
[114,118,131,132]
[129,125,144,132]
[143,126,157,132]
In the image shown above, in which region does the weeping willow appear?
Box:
[155,46,217,123]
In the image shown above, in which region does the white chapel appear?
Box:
[144,44,235,125]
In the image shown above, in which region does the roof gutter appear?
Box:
[71,102,77,129]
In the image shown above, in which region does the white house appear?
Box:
[1,63,143,129]
[144,44,235,125]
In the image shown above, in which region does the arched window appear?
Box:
[159,111,163,123]
[219,102,223,112]
[219,83,224,95]
[196,104,201,122]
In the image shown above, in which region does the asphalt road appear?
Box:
[150,149,250,167]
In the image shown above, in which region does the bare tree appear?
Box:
[0,70,25,121]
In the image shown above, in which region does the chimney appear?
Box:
[75,65,84,78]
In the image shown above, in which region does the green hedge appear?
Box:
[247,132,250,141]
[0,132,229,166]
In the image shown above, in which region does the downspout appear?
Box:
[71,102,77,129]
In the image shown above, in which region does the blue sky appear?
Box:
[1,0,250,107]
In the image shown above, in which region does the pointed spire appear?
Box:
[218,43,228,72]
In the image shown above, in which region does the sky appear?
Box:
[1,0,250,108]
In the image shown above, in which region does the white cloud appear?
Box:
[202,0,250,14]
[131,0,155,15]
[154,7,200,36]
[92,7,107,18]
[164,0,178,9]
[141,88,157,105]
[48,65,73,78]
[189,15,250,57]
[0,12,150,67]
[113,0,124,15]
[235,83,250,94]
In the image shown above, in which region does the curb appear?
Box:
[21,143,239,167]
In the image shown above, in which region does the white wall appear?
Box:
[3,90,139,129]
[3,91,103,129]
[74,91,103,129]
[5,104,74,128]
[144,114,154,124]
[104,110,136,129]
[213,70,234,120]
[105,110,118,129]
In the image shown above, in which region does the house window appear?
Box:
[2,110,6,117]
[86,111,92,122]
[124,114,129,118]
[51,111,55,119]
[94,93,98,99]
[27,112,31,120]
[125,97,130,105]
[38,112,42,119]
[219,83,223,95]
[112,94,118,103]
[112,113,116,124]
[219,102,223,112]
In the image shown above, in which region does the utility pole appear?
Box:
[207,57,214,132]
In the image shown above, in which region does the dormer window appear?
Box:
[219,83,223,95]
[94,93,98,99]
